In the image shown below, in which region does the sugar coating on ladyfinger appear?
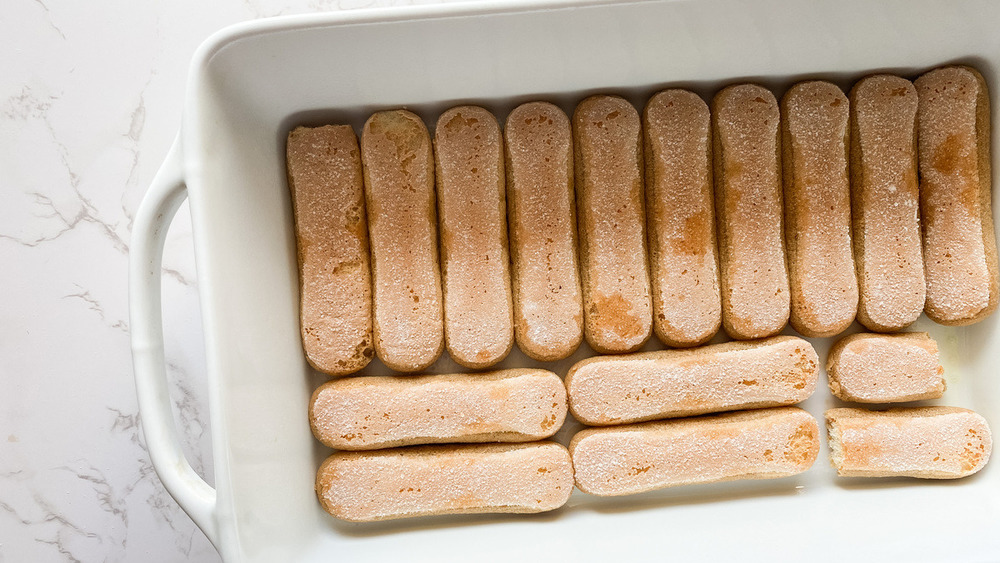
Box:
[826,332,944,403]
[434,106,514,368]
[826,407,992,479]
[781,81,858,338]
[362,110,444,372]
[505,102,584,362]
[644,89,722,347]
[713,84,790,340]
[286,125,373,376]
[316,442,574,522]
[565,335,818,426]
[916,66,999,326]
[570,407,819,496]
[574,95,653,354]
[309,369,567,450]
[850,75,925,332]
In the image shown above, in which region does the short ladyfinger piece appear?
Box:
[826,407,992,478]
[505,102,584,362]
[286,126,373,376]
[574,95,653,353]
[712,85,790,340]
[361,110,444,372]
[434,106,514,368]
[644,90,722,347]
[781,82,858,338]
[916,66,999,326]
[565,335,818,426]
[309,368,567,450]
[826,332,944,403]
[571,407,819,496]
[850,75,925,332]
[316,442,574,522]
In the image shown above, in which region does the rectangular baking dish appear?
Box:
[129,0,1000,561]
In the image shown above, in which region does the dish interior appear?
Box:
[184,1,1000,560]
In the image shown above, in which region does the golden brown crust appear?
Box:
[712,84,790,340]
[504,102,584,361]
[315,442,574,522]
[309,368,567,450]
[564,335,818,425]
[434,106,514,368]
[826,406,992,478]
[849,75,925,332]
[780,81,857,338]
[915,65,999,325]
[643,89,721,347]
[573,95,653,354]
[286,125,373,376]
[570,407,818,496]
[361,110,444,372]
[826,332,944,403]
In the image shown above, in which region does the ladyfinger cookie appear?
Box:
[826,407,992,478]
[316,442,574,522]
[781,81,858,338]
[309,368,567,450]
[565,335,818,426]
[712,85,790,340]
[574,95,653,353]
[826,332,944,403]
[506,102,584,361]
[434,106,514,368]
[286,126,373,376]
[643,90,722,347]
[850,75,925,332]
[916,66,999,325]
[571,407,819,496]
[361,110,444,372]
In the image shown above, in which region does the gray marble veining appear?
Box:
[0,0,423,560]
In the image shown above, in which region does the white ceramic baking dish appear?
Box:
[129,0,1000,560]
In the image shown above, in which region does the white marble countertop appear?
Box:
[0,1,439,560]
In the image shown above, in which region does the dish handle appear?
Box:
[128,136,220,549]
